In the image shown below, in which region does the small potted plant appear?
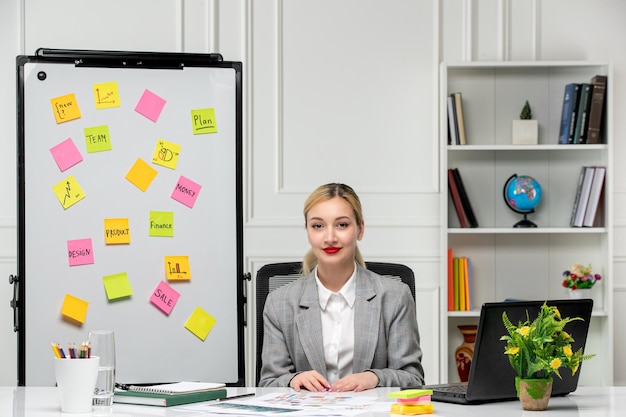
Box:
[501,302,594,411]
[512,100,539,145]
[562,263,602,299]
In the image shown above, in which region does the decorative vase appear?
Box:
[516,377,553,411]
[512,119,539,145]
[568,288,592,299]
[455,325,477,382]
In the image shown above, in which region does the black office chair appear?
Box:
[254,261,416,386]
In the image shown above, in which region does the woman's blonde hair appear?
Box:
[302,183,365,274]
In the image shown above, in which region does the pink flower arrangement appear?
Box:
[562,263,601,290]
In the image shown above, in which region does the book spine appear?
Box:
[454,92,467,145]
[586,75,608,144]
[573,83,593,144]
[448,169,468,228]
[447,248,454,311]
[567,84,582,144]
[572,166,595,227]
[453,257,459,311]
[559,83,580,144]
[451,168,478,228]
[569,167,586,227]
[583,166,606,227]
[447,95,459,145]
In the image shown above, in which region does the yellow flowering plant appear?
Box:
[501,302,594,379]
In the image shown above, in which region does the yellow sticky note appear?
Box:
[61,294,89,323]
[93,81,121,109]
[50,93,81,124]
[164,255,190,280]
[191,108,218,134]
[149,211,174,237]
[152,139,181,169]
[52,175,86,210]
[126,158,158,192]
[102,272,133,300]
[84,125,113,153]
[184,307,216,341]
[104,218,130,245]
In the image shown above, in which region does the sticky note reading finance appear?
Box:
[150,281,180,315]
[164,255,190,281]
[102,272,133,301]
[50,138,83,172]
[149,211,174,237]
[152,139,181,169]
[84,125,112,153]
[104,218,130,245]
[126,158,158,192]
[52,175,86,210]
[93,81,121,109]
[191,108,218,134]
[61,294,89,324]
[135,89,166,122]
[67,238,94,266]
[171,176,201,208]
[50,93,81,124]
[184,307,216,341]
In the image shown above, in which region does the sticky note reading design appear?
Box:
[184,307,216,341]
[93,81,121,109]
[125,158,158,192]
[102,272,133,300]
[150,281,180,315]
[67,238,94,266]
[50,93,81,124]
[152,139,181,169]
[191,108,218,134]
[52,175,86,210]
[171,176,201,208]
[104,218,130,245]
[135,89,166,122]
[149,211,174,237]
[84,125,112,153]
[50,138,83,172]
[61,294,89,324]
[164,255,191,281]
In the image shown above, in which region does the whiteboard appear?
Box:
[16,51,244,386]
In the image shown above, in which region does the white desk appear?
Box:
[1,386,625,416]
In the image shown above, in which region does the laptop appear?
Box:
[424,299,594,405]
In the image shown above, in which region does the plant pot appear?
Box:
[568,288,592,299]
[512,120,539,145]
[516,377,553,411]
[455,325,477,382]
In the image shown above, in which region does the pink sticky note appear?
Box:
[67,238,94,266]
[150,281,180,315]
[50,138,83,172]
[135,89,166,122]
[171,176,202,208]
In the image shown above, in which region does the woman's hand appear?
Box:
[330,371,378,392]
[289,370,331,392]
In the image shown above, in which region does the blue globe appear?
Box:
[503,174,542,227]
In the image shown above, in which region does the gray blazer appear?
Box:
[258,265,424,387]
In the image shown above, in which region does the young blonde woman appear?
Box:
[258,183,424,391]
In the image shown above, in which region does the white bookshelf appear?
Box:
[439,61,613,386]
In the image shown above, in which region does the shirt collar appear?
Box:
[315,262,357,310]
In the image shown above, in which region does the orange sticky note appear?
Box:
[61,294,89,323]
[152,139,181,169]
[93,81,121,109]
[125,158,158,192]
[184,307,216,341]
[164,256,190,281]
[52,175,86,210]
[50,93,81,123]
[104,218,130,245]
[102,272,133,300]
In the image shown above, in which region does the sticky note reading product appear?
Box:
[152,139,181,169]
[149,211,174,237]
[50,138,83,172]
[171,176,201,208]
[164,255,191,281]
[104,218,130,245]
[50,93,81,123]
[125,158,158,192]
[93,81,120,109]
[191,108,218,134]
[61,294,89,324]
[135,89,166,122]
[150,281,180,315]
[84,125,112,153]
[52,175,86,210]
[102,272,133,300]
[67,238,94,266]
[184,307,216,341]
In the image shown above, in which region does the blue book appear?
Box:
[558,83,580,144]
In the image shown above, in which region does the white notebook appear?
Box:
[127,381,225,394]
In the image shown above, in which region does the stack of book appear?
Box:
[113,381,227,407]
[447,168,478,228]
[388,389,434,415]
[447,92,467,145]
[570,166,606,227]
[447,249,473,312]
[558,75,607,145]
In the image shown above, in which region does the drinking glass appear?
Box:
[89,330,116,407]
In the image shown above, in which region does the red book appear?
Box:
[448,169,468,228]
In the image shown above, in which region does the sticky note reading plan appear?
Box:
[61,294,89,324]
[171,176,201,208]
[184,307,216,341]
[150,281,180,315]
[67,238,94,266]
[50,93,81,124]
[50,138,83,172]
[104,218,130,245]
[191,108,217,134]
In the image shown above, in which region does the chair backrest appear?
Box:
[254,261,416,386]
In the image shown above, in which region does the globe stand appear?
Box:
[513,211,537,228]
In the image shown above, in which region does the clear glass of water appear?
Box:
[89,330,116,408]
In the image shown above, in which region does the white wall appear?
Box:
[1,0,625,387]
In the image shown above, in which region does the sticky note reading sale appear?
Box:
[50,93,81,124]
[171,176,201,208]
[102,272,133,301]
[67,238,94,266]
[125,158,158,192]
[184,307,216,341]
[61,294,89,324]
[135,89,166,122]
[104,218,130,245]
[191,108,218,134]
[150,281,180,315]
[50,138,83,172]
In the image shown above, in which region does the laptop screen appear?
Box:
[465,299,593,403]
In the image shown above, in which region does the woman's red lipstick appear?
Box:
[323,247,340,254]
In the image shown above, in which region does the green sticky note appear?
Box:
[191,108,217,134]
[103,272,133,300]
[149,211,174,237]
[387,389,433,399]
[84,125,112,152]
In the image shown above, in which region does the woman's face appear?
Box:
[306,196,364,269]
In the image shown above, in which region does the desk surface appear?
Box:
[1,386,625,416]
